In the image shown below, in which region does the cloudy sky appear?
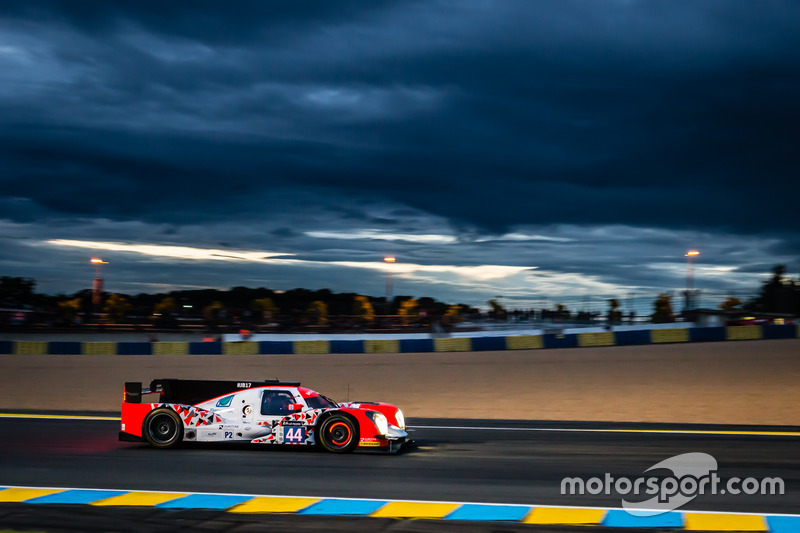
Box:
[1,0,798,312]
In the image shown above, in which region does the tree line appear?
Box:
[0,279,476,330]
[0,264,797,329]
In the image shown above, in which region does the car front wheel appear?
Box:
[318,415,358,453]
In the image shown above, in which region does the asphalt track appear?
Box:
[0,415,798,531]
[1,340,799,530]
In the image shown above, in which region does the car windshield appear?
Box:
[305,394,337,410]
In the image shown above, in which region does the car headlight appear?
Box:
[395,409,405,429]
[369,411,389,436]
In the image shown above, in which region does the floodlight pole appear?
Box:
[384,256,396,316]
[685,250,699,310]
[90,258,108,309]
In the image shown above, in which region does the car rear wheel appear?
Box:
[144,408,183,449]
[318,415,358,453]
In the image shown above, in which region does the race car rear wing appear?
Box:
[123,379,301,405]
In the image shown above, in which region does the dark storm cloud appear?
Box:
[0,1,395,44]
[1,1,799,237]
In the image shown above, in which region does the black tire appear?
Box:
[318,415,358,453]
[143,408,183,449]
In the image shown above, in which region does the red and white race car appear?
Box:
[119,379,409,453]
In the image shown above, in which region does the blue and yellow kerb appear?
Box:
[1,486,798,531]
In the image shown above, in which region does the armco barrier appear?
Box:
[727,325,762,341]
[259,341,294,354]
[364,339,400,353]
[152,342,189,356]
[293,340,330,354]
[47,341,81,355]
[506,335,543,350]
[614,330,651,346]
[764,324,797,339]
[434,337,471,352]
[330,340,364,354]
[82,342,116,355]
[14,341,47,355]
[689,327,727,343]
[543,333,579,349]
[470,336,506,351]
[189,341,223,355]
[400,338,434,353]
[224,341,259,355]
[651,329,689,344]
[0,324,797,356]
[578,332,615,347]
[117,342,152,355]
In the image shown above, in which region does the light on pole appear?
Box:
[685,250,699,310]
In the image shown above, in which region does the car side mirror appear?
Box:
[288,403,303,412]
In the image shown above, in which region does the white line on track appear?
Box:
[411,425,800,437]
[2,414,798,437]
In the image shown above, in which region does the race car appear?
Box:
[119,379,409,453]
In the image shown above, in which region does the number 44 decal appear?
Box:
[283,426,306,444]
